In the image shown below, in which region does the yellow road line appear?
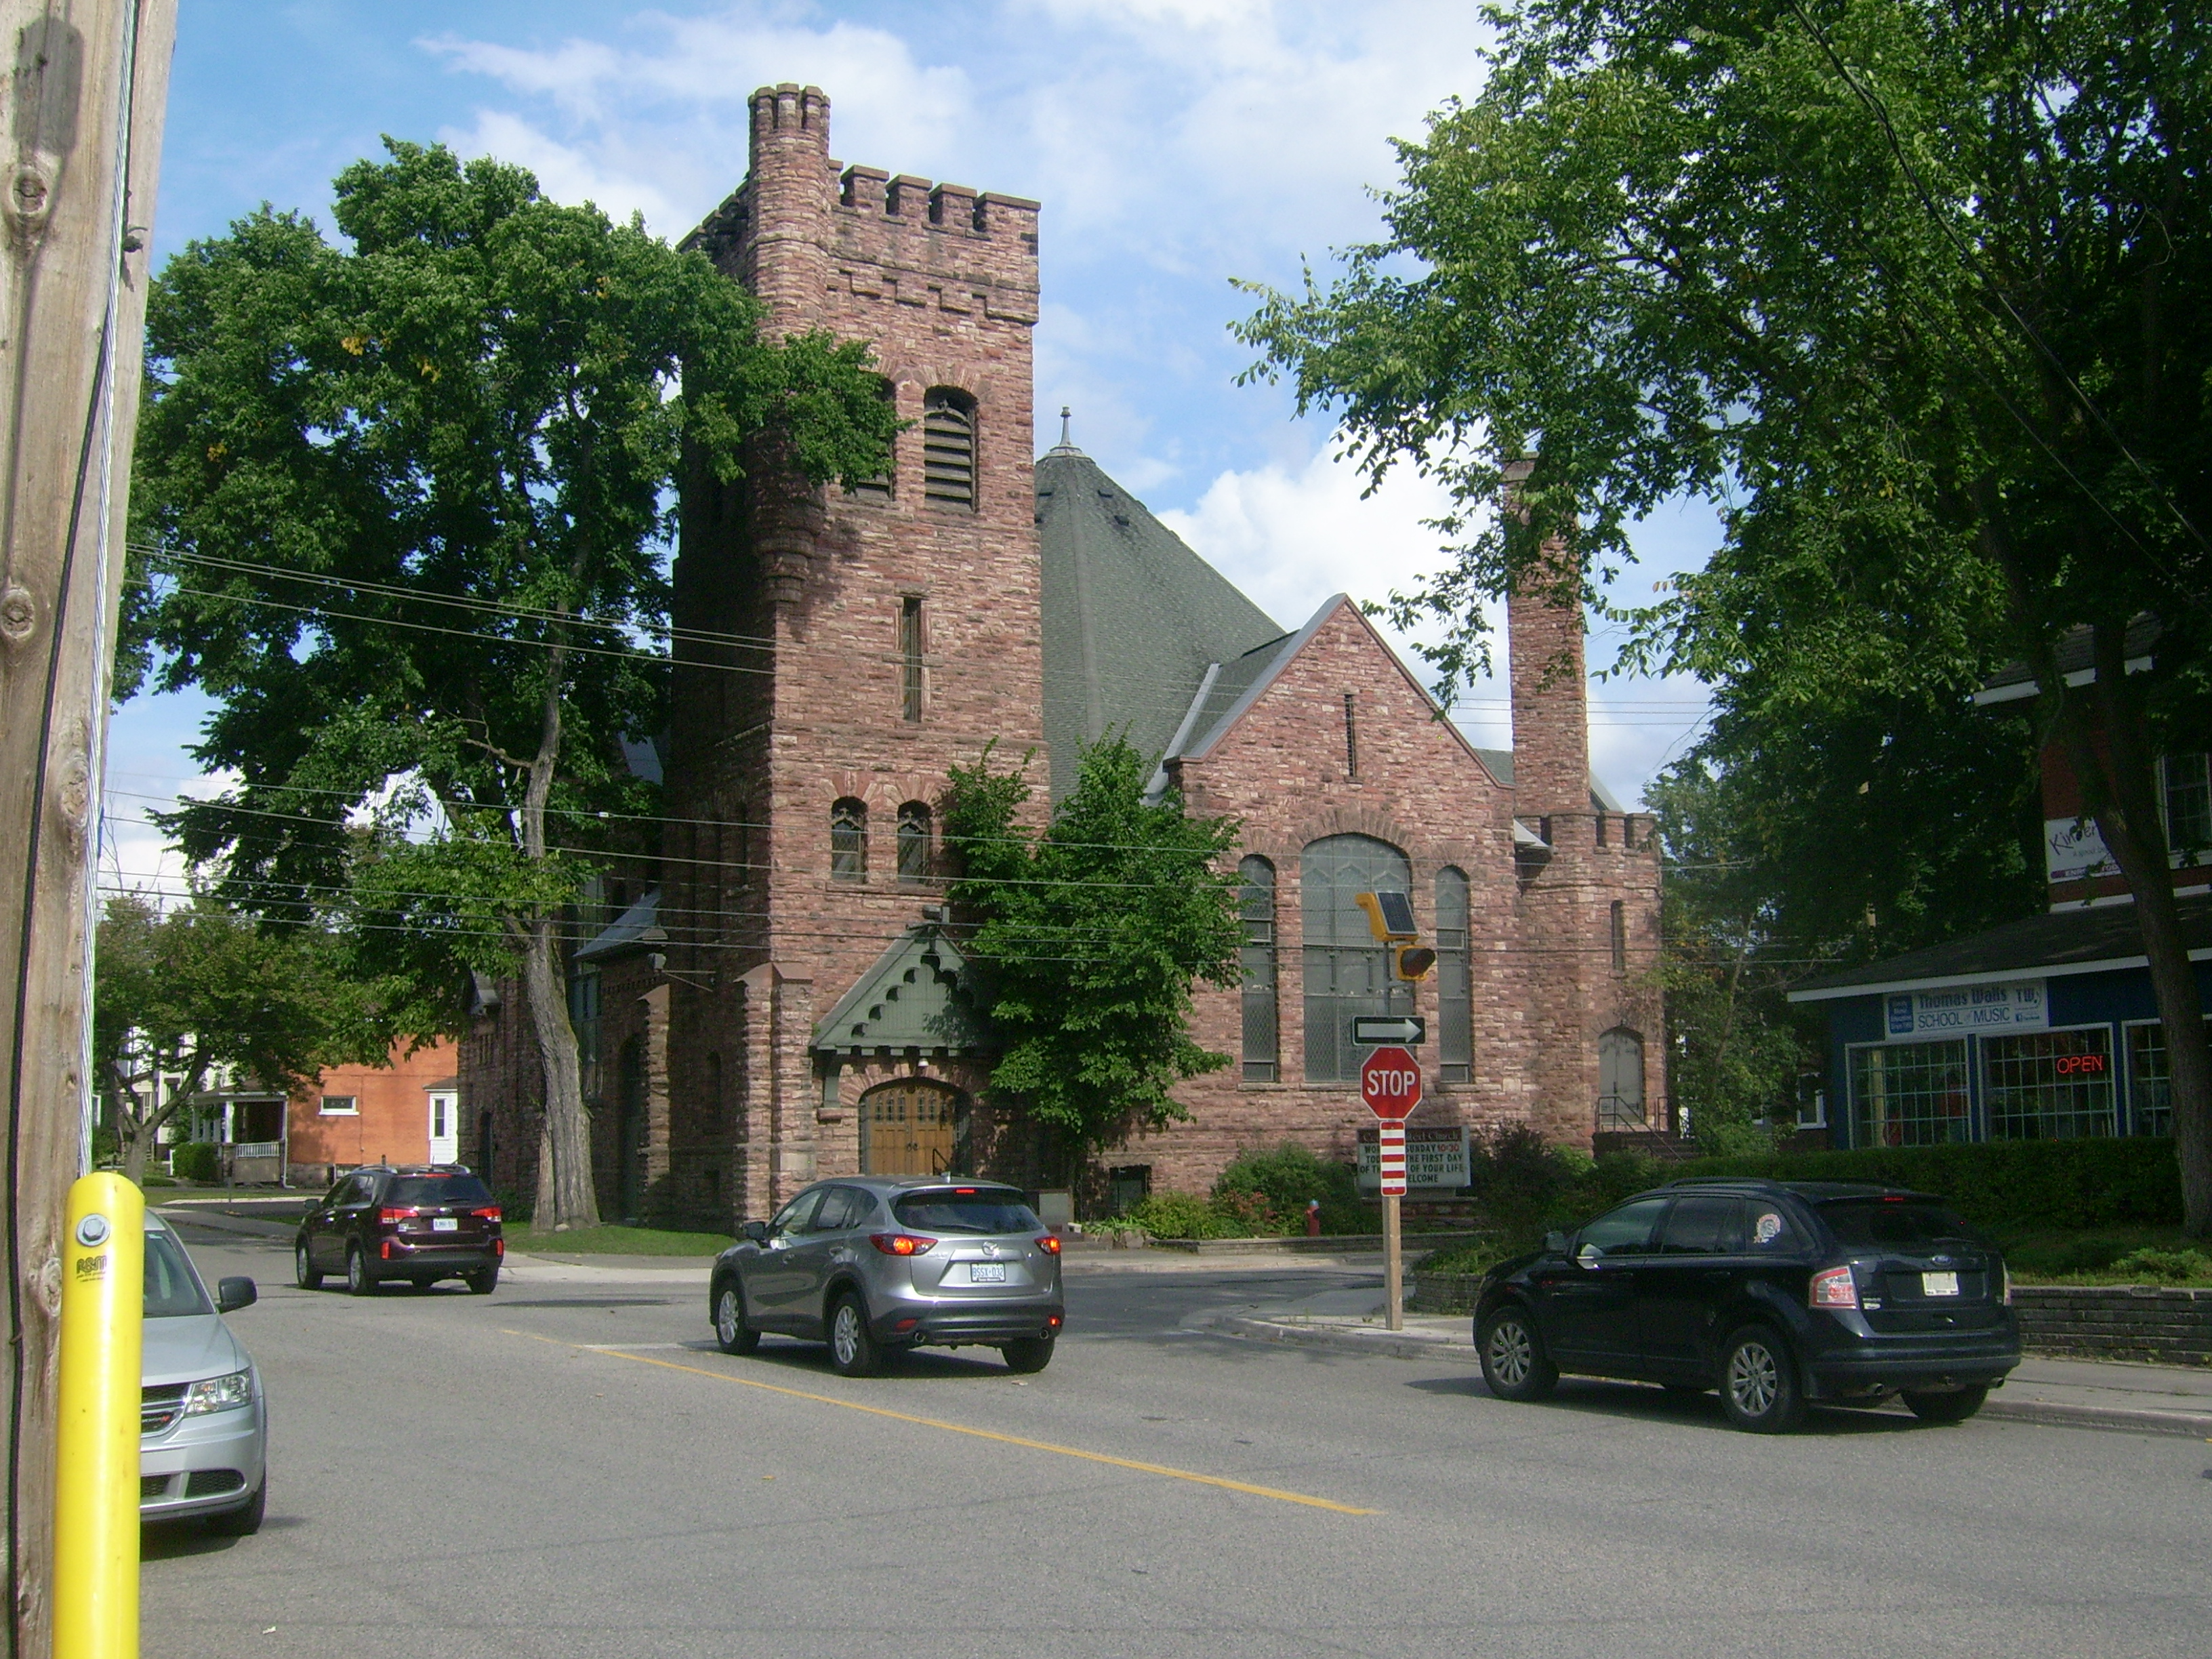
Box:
[503,1329,1378,1515]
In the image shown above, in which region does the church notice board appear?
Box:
[1355,1125,1470,1193]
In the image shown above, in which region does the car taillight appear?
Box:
[1809,1265,1859,1309]
[377,1207,418,1227]
[869,1233,937,1256]
[472,1206,501,1223]
[1036,1235,1061,1255]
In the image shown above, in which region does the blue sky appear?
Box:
[106,0,1721,895]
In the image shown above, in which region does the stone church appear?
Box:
[457,83,1663,1225]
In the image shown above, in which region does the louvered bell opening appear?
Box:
[922,398,975,508]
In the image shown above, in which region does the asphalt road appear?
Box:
[143,1219,2211,1659]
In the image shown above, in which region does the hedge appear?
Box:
[170,1141,220,1183]
[1674,1137,2183,1234]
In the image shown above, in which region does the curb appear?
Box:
[1209,1315,2212,1438]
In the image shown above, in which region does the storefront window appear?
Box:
[2123,1019,2209,1136]
[1849,1040,1970,1147]
[1984,1027,2114,1139]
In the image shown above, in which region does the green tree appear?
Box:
[91,895,395,1181]
[943,739,1244,1169]
[1238,0,2212,1230]
[1647,676,2044,1149]
[129,141,899,1227]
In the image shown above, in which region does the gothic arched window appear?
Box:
[1436,867,1472,1084]
[897,801,932,881]
[830,798,867,882]
[922,388,976,510]
[1239,856,1278,1081]
[1301,834,1413,1082]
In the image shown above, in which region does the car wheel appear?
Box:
[293,1242,322,1290]
[1000,1337,1054,1374]
[1478,1306,1559,1402]
[1902,1384,1988,1424]
[826,1292,882,1377]
[1719,1326,1806,1433]
[713,1280,760,1355]
[463,1266,499,1296]
[203,1477,266,1538]
[344,1244,377,1297]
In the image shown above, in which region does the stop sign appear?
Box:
[1360,1046,1422,1120]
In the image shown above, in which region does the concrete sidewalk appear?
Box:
[1209,1300,2212,1439]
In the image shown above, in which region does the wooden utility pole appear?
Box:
[0,3,173,1652]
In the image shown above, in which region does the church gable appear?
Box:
[1175,596,1507,800]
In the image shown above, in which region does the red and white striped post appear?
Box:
[1360,1047,1422,1332]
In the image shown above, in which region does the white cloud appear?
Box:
[437,110,691,228]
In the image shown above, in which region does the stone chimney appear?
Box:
[1503,458,1590,824]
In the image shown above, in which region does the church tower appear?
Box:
[663,85,1048,1221]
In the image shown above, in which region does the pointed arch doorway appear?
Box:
[859,1078,968,1176]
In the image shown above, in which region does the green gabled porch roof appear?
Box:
[811,926,994,1057]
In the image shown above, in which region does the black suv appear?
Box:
[1473,1179,2020,1432]
[295,1165,504,1296]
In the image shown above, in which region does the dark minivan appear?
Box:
[295,1165,504,1295]
[1474,1179,2019,1432]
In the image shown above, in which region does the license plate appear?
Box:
[432,1217,459,1233]
[969,1263,1006,1284]
[1922,1271,1959,1297]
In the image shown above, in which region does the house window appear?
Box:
[318,1096,357,1116]
[1849,1039,1971,1146]
[897,801,932,881]
[569,970,601,1103]
[1435,867,1471,1084]
[922,389,975,509]
[1985,1027,2115,1139]
[831,798,867,882]
[2163,754,2211,857]
[2123,1018,2212,1137]
[1302,834,1413,1082]
[1239,856,1278,1082]
[1610,899,1627,972]
[899,596,924,722]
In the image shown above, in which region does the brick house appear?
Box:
[459,83,1664,1225]
[284,1037,459,1189]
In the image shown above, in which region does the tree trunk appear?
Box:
[2045,621,2211,1235]
[520,914,596,1229]
[514,629,598,1231]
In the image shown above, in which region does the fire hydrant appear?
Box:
[1305,1197,1322,1237]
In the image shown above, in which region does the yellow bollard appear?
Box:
[54,1172,144,1659]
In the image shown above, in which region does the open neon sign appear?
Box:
[2053,1052,2108,1078]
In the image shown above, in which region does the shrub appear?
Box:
[1212,1143,1369,1234]
[1674,1136,2182,1234]
[170,1142,219,1183]
[2108,1246,2212,1284]
[1123,1191,1247,1240]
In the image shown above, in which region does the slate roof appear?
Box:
[575,889,667,963]
[1036,442,1287,802]
[812,926,993,1055]
[1033,438,1628,808]
[1788,893,2212,1001]
[1974,615,2163,702]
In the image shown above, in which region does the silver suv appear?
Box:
[709,1178,1065,1376]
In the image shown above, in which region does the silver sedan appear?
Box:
[709,1177,1065,1376]
[140,1217,266,1532]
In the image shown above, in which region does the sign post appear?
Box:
[1359,1046,1421,1332]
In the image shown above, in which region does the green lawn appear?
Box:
[506,1223,735,1257]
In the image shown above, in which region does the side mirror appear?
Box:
[1544,1231,1569,1256]
[216,1277,257,1313]
[1576,1243,1604,1269]
[741,1220,769,1245]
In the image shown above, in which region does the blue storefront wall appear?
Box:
[1819,960,2212,1148]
